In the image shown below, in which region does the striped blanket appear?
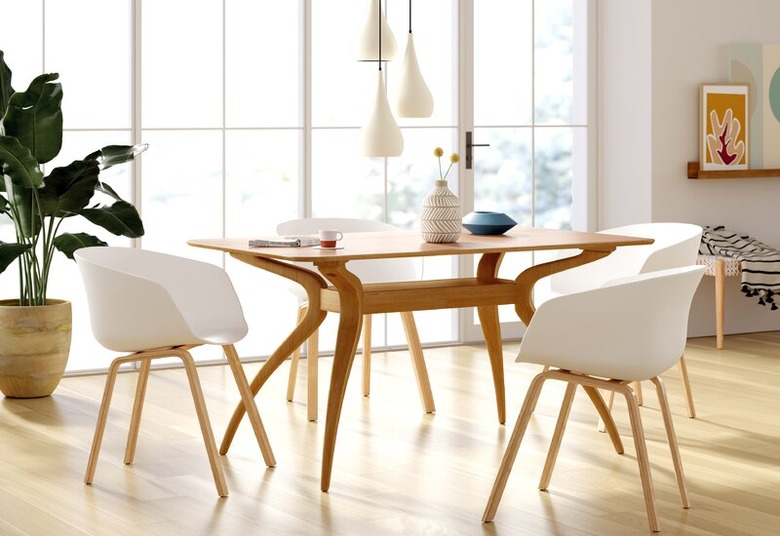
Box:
[699,226,780,310]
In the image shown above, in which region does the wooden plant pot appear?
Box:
[0,299,72,398]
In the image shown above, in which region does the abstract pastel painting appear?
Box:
[699,83,749,171]
[728,43,780,168]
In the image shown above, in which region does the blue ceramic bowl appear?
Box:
[462,211,517,235]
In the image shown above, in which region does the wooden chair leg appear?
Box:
[677,355,696,418]
[124,358,151,464]
[284,303,320,422]
[306,324,319,422]
[621,382,660,532]
[582,386,624,454]
[85,359,123,486]
[223,344,276,467]
[286,304,308,402]
[483,373,547,523]
[651,376,690,508]
[178,350,228,497]
[539,383,576,490]
[596,390,616,434]
[362,314,372,397]
[400,311,435,413]
[635,380,644,406]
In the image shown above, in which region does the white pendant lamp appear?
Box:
[354,0,396,61]
[394,31,434,117]
[359,0,404,157]
[360,71,404,156]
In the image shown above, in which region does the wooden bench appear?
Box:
[697,254,741,349]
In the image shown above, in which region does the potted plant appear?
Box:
[0,50,147,398]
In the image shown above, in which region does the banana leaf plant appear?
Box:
[0,50,147,306]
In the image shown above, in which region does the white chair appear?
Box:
[483,265,705,532]
[545,222,703,417]
[277,218,435,421]
[75,247,275,497]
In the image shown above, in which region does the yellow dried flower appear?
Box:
[434,147,459,180]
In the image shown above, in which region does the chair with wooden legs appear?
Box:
[75,247,275,497]
[277,218,435,421]
[543,222,703,418]
[484,266,705,532]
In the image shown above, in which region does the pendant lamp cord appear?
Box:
[408,0,412,33]
[378,0,383,71]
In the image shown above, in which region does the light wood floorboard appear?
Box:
[0,332,778,535]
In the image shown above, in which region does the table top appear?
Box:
[188,228,653,263]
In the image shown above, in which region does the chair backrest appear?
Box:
[550,222,703,295]
[75,247,248,352]
[276,218,420,284]
[519,265,706,381]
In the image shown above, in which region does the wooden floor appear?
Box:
[1,332,779,535]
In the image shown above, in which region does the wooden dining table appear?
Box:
[188,228,653,491]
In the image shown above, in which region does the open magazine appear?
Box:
[248,236,320,248]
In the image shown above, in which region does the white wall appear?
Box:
[600,0,780,337]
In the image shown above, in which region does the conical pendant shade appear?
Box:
[360,71,404,157]
[394,33,434,117]
[354,0,397,61]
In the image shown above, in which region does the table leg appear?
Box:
[316,262,364,492]
[478,305,506,425]
[477,253,508,425]
[219,254,327,455]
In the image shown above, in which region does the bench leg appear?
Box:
[715,258,725,350]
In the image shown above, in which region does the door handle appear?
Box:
[465,131,489,169]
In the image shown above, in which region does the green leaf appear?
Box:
[92,143,149,170]
[0,241,31,275]
[2,72,62,163]
[74,200,145,238]
[38,160,100,217]
[0,136,44,189]
[0,50,13,120]
[52,233,107,260]
[95,181,122,201]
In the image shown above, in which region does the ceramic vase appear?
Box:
[420,180,462,243]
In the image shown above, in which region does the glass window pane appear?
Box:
[473,127,533,226]
[311,129,384,218]
[534,127,573,229]
[474,0,533,125]
[225,130,300,236]
[140,130,224,259]
[46,0,132,129]
[535,0,574,125]
[142,0,223,128]
[312,0,368,127]
[226,1,300,127]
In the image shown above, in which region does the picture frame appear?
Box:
[700,83,749,171]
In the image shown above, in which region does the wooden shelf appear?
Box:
[688,161,780,179]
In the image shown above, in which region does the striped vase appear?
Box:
[420,180,462,243]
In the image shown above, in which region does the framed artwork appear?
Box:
[700,83,749,171]
[728,43,780,168]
